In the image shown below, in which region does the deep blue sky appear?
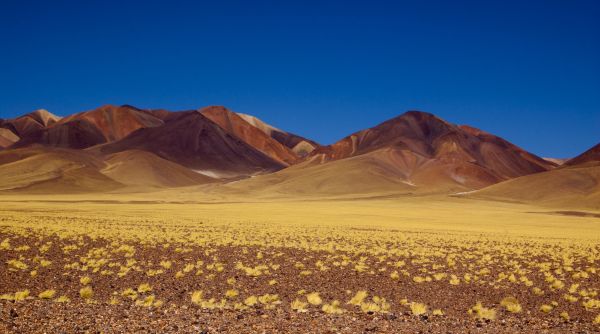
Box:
[1,0,598,158]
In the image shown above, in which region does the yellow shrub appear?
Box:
[55,295,70,303]
[122,288,138,300]
[244,295,258,306]
[291,299,308,312]
[258,294,279,305]
[135,295,156,307]
[79,286,93,299]
[348,290,368,306]
[225,289,239,299]
[191,290,203,304]
[306,292,322,306]
[38,289,56,299]
[469,302,496,320]
[137,283,152,293]
[360,302,380,313]
[14,290,30,301]
[410,302,428,316]
[501,297,522,313]
[322,300,345,314]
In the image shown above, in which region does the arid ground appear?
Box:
[1,193,599,333]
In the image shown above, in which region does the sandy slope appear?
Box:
[468,161,600,210]
[0,128,19,148]
[222,148,500,197]
[0,148,122,193]
[0,147,216,193]
[468,141,600,210]
[101,150,214,188]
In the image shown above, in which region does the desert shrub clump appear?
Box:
[38,289,56,299]
[79,286,93,299]
[469,302,496,321]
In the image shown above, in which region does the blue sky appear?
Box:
[1,0,598,158]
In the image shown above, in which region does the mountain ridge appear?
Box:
[0,105,594,205]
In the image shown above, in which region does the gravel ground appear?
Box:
[1,300,597,333]
[1,220,599,333]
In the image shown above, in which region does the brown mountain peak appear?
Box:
[0,109,61,138]
[29,109,61,126]
[308,110,554,193]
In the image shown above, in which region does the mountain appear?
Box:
[236,113,319,156]
[311,112,553,177]
[0,147,123,193]
[15,105,164,149]
[0,106,575,197]
[199,106,299,165]
[0,128,19,149]
[0,109,61,138]
[543,157,567,165]
[93,111,285,178]
[221,111,556,197]
[564,143,600,166]
[101,150,214,188]
[58,104,165,142]
[470,142,600,209]
[223,149,429,197]
[0,146,216,193]
[309,111,553,188]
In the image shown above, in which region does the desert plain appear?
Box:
[1,190,599,333]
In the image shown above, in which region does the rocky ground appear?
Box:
[1,300,597,334]
[1,209,599,333]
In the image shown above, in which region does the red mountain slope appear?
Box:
[14,105,164,149]
[237,113,319,157]
[305,111,555,191]
[93,111,285,178]
[200,106,298,165]
[565,143,600,166]
[0,109,61,138]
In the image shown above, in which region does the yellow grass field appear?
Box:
[1,193,599,332]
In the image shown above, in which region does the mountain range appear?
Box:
[0,105,597,209]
